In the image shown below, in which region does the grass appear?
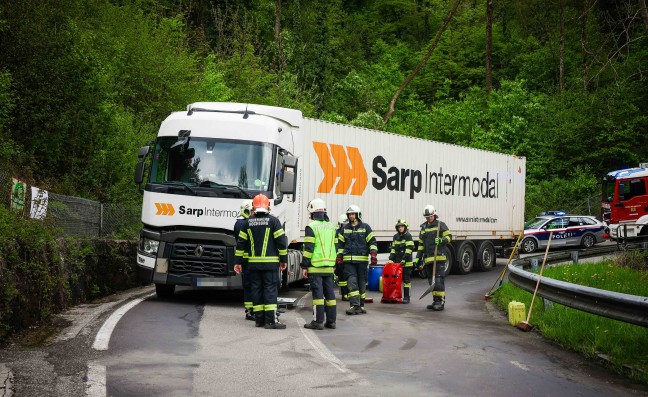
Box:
[494,258,648,384]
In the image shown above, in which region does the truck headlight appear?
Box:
[139,237,160,255]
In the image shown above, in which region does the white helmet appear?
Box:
[338,214,348,225]
[346,204,362,220]
[307,198,326,213]
[423,205,436,217]
[240,199,253,215]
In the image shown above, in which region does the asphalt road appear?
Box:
[1,253,647,396]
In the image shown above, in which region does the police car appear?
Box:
[520,212,607,254]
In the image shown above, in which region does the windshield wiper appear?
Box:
[161,181,199,196]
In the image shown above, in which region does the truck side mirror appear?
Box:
[279,155,298,195]
[134,161,146,185]
[134,145,151,187]
[280,170,296,195]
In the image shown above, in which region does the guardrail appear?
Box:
[507,241,648,328]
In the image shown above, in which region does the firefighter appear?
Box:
[301,199,337,330]
[389,218,415,304]
[335,213,349,301]
[234,194,288,329]
[415,205,452,311]
[337,205,378,315]
[234,199,254,320]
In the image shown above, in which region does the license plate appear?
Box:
[195,278,226,287]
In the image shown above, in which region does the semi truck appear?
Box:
[601,163,648,241]
[134,102,526,298]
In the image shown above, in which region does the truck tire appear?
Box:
[453,241,475,275]
[155,283,175,299]
[476,241,495,271]
[442,247,454,277]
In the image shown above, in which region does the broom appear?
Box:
[484,232,523,301]
[516,231,553,332]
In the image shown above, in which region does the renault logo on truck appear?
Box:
[312,142,368,195]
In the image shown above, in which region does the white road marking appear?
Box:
[511,360,530,371]
[85,362,105,397]
[295,317,370,385]
[92,294,153,350]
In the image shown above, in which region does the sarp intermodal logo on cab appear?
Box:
[155,203,175,216]
[312,142,368,195]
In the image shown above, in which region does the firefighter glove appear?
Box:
[336,256,342,265]
[370,252,377,266]
[434,237,443,245]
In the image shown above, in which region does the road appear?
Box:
[1,256,647,396]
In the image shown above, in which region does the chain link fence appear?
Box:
[0,170,140,238]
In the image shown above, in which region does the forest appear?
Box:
[0,0,647,218]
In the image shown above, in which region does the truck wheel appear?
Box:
[442,247,454,277]
[280,269,290,292]
[155,283,175,299]
[476,241,495,271]
[453,241,475,275]
[580,234,596,249]
[521,238,537,254]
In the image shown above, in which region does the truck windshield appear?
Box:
[602,179,615,202]
[149,137,274,193]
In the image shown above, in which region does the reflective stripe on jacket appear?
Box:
[235,213,288,269]
[337,221,378,262]
[417,219,452,262]
[301,220,337,274]
[389,231,415,266]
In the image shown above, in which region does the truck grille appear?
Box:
[170,243,228,276]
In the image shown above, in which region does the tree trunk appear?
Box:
[384,0,463,123]
[639,0,648,32]
[581,0,590,91]
[559,0,565,93]
[486,0,493,95]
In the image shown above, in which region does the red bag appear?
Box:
[381,262,403,303]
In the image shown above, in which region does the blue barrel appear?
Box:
[368,265,384,291]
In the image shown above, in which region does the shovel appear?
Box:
[419,224,442,300]
[516,231,553,332]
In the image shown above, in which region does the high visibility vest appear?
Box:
[306,220,337,273]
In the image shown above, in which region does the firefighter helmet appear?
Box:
[338,214,348,224]
[423,205,436,217]
[252,194,270,213]
[395,218,409,230]
[346,204,362,220]
[240,199,253,216]
[307,198,326,213]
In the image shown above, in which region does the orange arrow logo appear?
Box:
[312,142,368,195]
[155,203,175,216]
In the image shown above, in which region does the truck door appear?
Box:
[617,178,648,224]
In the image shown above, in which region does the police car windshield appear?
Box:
[149,137,274,192]
[524,217,549,229]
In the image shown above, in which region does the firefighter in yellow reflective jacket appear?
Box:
[300,199,337,330]
[234,194,288,329]
[337,205,378,315]
[415,205,452,311]
[389,218,415,304]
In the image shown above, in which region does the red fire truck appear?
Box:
[601,163,648,240]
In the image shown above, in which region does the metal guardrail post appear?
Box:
[570,251,579,264]
[530,258,538,271]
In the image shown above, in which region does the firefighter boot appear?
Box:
[346,306,362,315]
[245,308,254,321]
[402,287,410,304]
[432,296,445,311]
[359,298,367,314]
[254,312,265,327]
[304,321,324,330]
[324,321,337,329]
